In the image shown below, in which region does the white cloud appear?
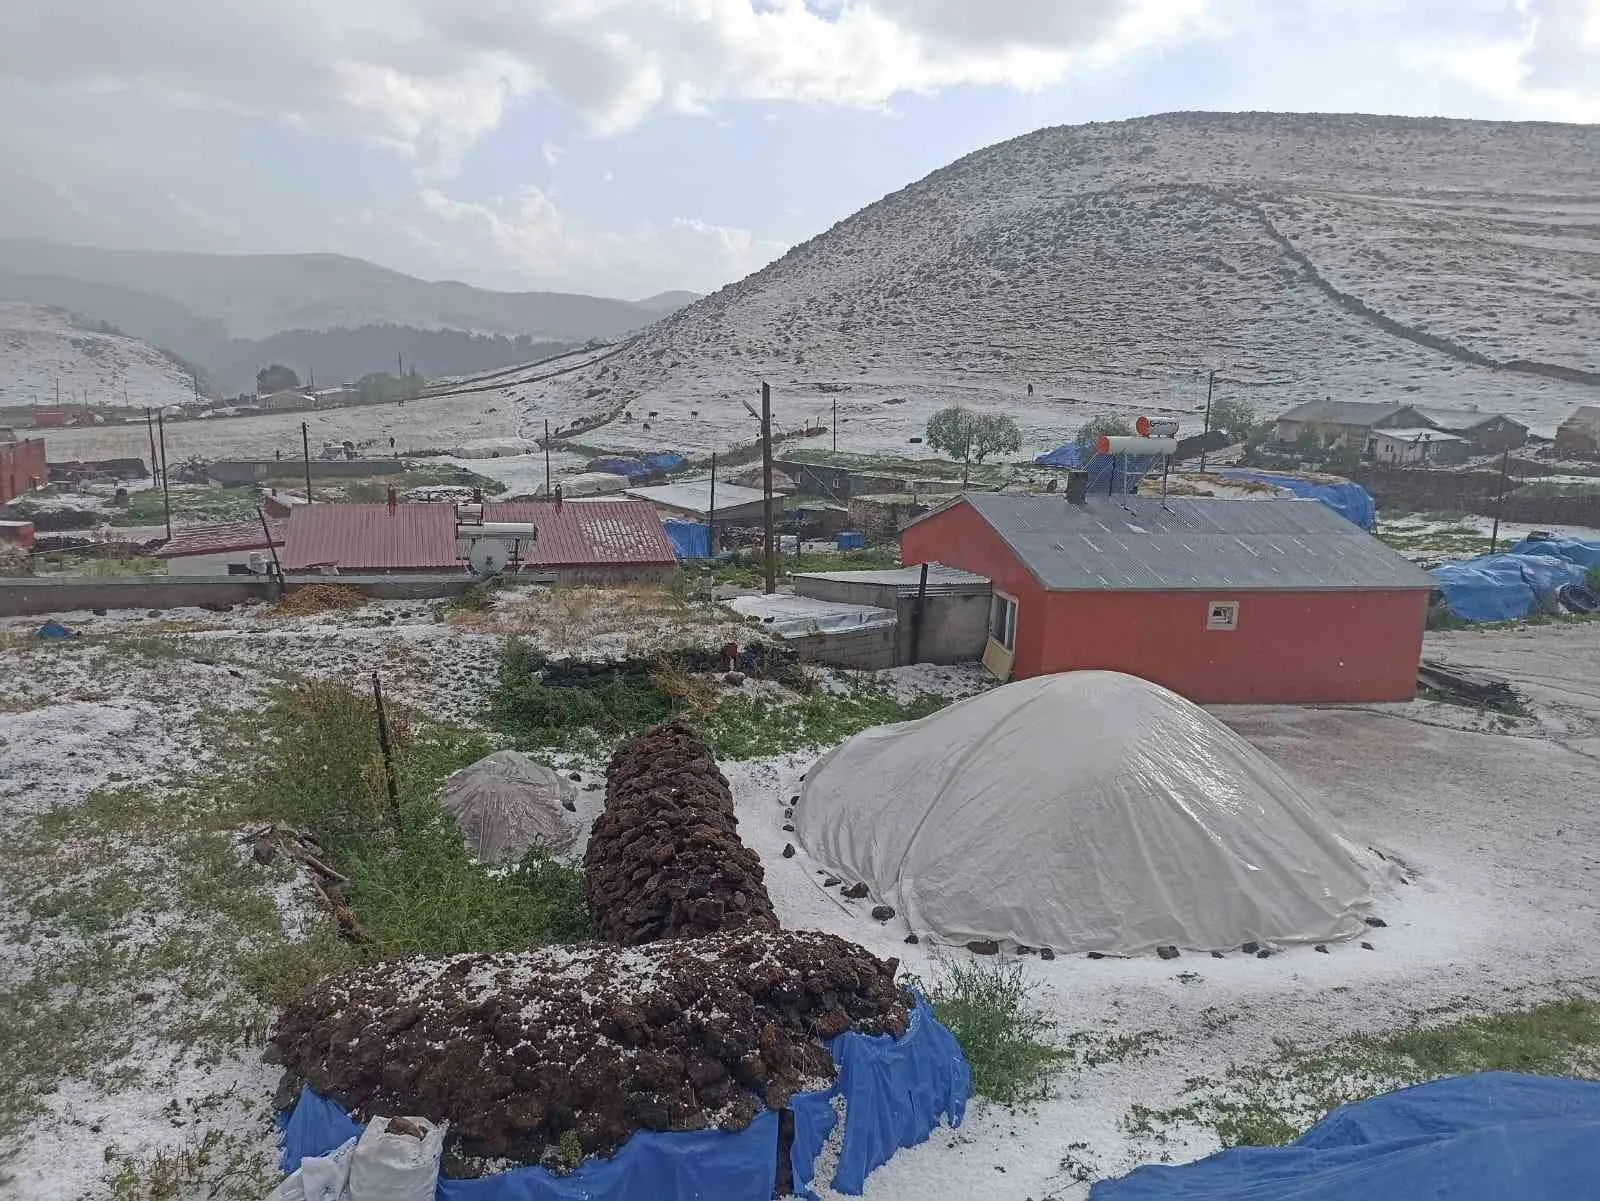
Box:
[1423,0,1600,122]
[416,185,787,295]
[541,141,566,166]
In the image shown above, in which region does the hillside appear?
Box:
[518,112,1600,461]
[0,303,198,410]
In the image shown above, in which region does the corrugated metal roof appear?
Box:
[1411,408,1513,432]
[625,479,768,516]
[487,500,676,567]
[954,494,1435,592]
[795,564,991,592]
[1373,427,1466,442]
[1275,399,1418,426]
[157,519,284,559]
[282,504,459,570]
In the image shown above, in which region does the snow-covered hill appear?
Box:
[518,112,1600,462]
[0,303,196,409]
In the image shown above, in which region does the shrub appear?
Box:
[920,958,1068,1106]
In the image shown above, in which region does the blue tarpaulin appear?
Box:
[1216,470,1377,530]
[35,619,76,640]
[641,452,686,473]
[1510,536,1600,570]
[1091,1072,1600,1201]
[1432,547,1591,622]
[279,993,969,1201]
[585,453,685,479]
[1034,442,1157,494]
[662,518,710,560]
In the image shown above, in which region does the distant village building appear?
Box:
[156,519,284,575]
[1272,400,1428,449]
[258,389,318,413]
[0,435,47,505]
[624,480,771,524]
[1368,427,1469,466]
[1411,409,1528,455]
[1554,406,1600,460]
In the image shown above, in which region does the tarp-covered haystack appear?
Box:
[585,722,778,944]
[796,671,1378,954]
[439,750,578,862]
[1432,538,1600,622]
[272,930,909,1169]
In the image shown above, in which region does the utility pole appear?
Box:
[1198,368,1217,472]
[301,421,314,503]
[832,394,838,453]
[761,381,776,595]
[543,419,551,497]
[397,352,404,378]
[144,407,159,488]
[155,410,172,542]
[707,452,717,559]
[1489,449,1511,554]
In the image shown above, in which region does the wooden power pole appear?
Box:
[761,381,776,595]
[301,422,314,503]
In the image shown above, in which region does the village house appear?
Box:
[1555,406,1600,459]
[0,434,47,505]
[1271,399,1428,449]
[1368,427,1469,466]
[155,519,284,575]
[899,492,1434,704]
[624,479,772,525]
[1411,408,1528,454]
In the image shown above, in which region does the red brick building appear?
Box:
[900,493,1433,704]
[0,437,47,505]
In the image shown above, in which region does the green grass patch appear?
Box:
[699,685,947,761]
[1125,993,1600,1150]
[486,639,674,764]
[110,485,260,526]
[701,547,903,586]
[912,959,1070,1106]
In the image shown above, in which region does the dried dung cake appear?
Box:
[584,721,777,944]
[271,930,908,1170]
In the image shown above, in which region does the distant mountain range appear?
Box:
[0,239,698,393]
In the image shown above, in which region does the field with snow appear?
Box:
[3,587,1598,1200]
[0,304,197,411]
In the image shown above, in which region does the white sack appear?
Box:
[266,1136,356,1201]
[795,670,1376,954]
[346,1116,444,1201]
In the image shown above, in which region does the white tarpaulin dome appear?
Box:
[439,751,579,863]
[795,671,1377,954]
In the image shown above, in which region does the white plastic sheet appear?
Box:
[439,750,579,862]
[267,1136,356,1201]
[796,671,1377,954]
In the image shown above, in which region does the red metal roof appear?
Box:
[282,503,459,571]
[157,519,285,559]
[487,500,676,568]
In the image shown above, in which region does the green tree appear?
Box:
[1207,396,1259,441]
[256,364,300,394]
[1073,413,1135,451]
[926,407,1022,487]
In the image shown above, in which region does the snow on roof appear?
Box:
[723,593,896,637]
[156,519,284,558]
[625,479,769,516]
[935,494,1435,592]
[1276,399,1420,426]
[282,503,459,571]
[1411,408,1521,432]
[486,500,676,567]
[1372,427,1466,442]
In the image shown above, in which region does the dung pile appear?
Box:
[584,722,777,944]
[271,930,908,1169]
[267,583,368,618]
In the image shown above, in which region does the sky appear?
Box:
[0,0,1596,301]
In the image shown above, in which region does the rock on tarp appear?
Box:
[437,750,578,862]
[1091,1072,1600,1200]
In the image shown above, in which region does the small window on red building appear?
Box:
[1206,600,1239,631]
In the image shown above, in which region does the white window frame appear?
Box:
[989,590,1018,652]
[1206,600,1239,631]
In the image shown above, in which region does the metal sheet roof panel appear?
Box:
[961,494,1435,591]
[157,519,284,559]
[487,500,676,567]
[282,504,459,571]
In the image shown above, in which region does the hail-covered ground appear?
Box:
[0,304,198,411]
[2,584,1598,1200]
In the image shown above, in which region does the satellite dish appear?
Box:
[468,539,512,576]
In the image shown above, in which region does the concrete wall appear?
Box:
[784,622,897,670]
[206,459,407,486]
[792,575,991,665]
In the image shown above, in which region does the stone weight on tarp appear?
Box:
[584,722,778,945]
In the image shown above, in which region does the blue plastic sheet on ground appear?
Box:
[278,992,969,1201]
[1090,1072,1600,1201]
[662,518,710,560]
[1431,552,1588,622]
[1510,536,1600,570]
[1034,442,1156,494]
[34,619,75,639]
[1216,470,1377,529]
[584,456,650,478]
[641,452,686,473]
